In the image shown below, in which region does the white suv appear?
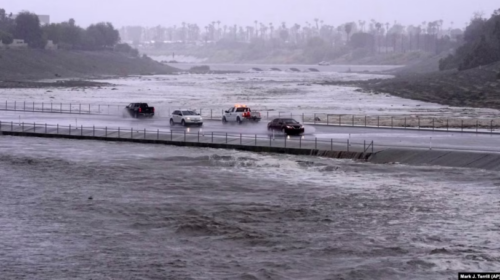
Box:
[170,109,203,126]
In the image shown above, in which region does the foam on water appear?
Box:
[1,136,500,279]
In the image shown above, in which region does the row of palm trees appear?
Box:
[120,19,464,53]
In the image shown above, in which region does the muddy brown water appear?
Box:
[0,136,499,280]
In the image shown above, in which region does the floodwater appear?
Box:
[1,135,499,280]
[1,69,500,119]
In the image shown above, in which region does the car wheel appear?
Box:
[181,120,186,126]
[170,119,174,126]
[237,117,242,124]
[222,117,227,123]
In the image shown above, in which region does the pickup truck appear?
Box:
[222,104,261,124]
[124,103,155,118]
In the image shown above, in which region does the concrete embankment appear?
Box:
[0,130,371,161]
[370,149,500,171]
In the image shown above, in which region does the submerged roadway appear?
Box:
[1,110,499,153]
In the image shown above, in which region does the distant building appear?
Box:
[8,39,28,49]
[45,40,58,50]
[37,15,50,25]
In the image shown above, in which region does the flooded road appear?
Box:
[1,135,499,279]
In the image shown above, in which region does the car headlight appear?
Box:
[286,126,293,129]
[186,117,191,120]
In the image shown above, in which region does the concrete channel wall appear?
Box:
[0,123,373,161]
[2,124,500,171]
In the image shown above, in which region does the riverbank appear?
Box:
[319,60,500,110]
[0,49,178,81]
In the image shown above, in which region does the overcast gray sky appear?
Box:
[3,0,499,28]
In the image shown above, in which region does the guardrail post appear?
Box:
[79,104,81,114]
[70,103,72,114]
[315,138,317,150]
[404,117,406,129]
[364,140,366,152]
[347,139,349,152]
[270,135,272,147]
[33,122,35,133]
[418,118,420,129]
[225,133,228,144]
[88,104,90,114]
[11,121,13,132]
[377,116,379,127]
[212,132,214,143]
[144,129,146,139]
[118,127,120,138]
[157,129,159,140]
[240,133,242,145]
[42,102,44,112]
[108,105,110,115]
[255,134,257,146]
[81,125,83,136]
[391,117,393,128]
[432,118,435,130]
[211,109,213,119]
[314,113,316,124]
[331,139,333,151]
[184,130,186,142]
[352,115,354,127]
[69,124,71,135]
[45,123,47,134]
[446,119,449,131]
[170,130,173,141]
[302,113,304,123]
[22,122,24,131]
[14,101,16,111]
[93,126,95,136]
[60,103,62,113]
[131,128,133,139]
[57,124,59,134]
[284,136,286,148]
[198,131,200,143]
[339,115,341,126]
[364,115,366,127]
[327,115,329,125]
[372,141,374,153]
[105,127,107,137]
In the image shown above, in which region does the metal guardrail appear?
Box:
[1,100,499,134]
[0,120,374,154]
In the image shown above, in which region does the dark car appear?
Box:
[267,118,305,135]
[124,103,155,118]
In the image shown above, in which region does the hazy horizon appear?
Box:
[2,0,499,29]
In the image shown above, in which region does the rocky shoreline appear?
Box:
[319,61,500,110]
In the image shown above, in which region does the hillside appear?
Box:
[320,60,500,109]
[0,49,178,80]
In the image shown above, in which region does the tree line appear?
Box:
[439,9,500,71]
[0,8,137,56]
[122,19,464,56]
